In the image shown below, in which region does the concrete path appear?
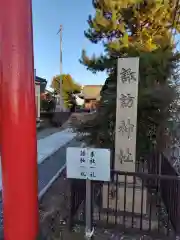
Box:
[0,128,76,190]
[37,127,65,140]
[37,128,75,165]
[38,137,81,197]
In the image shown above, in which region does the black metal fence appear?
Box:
[136,151,180,235]
[145,151,180,234]
[69,179,86,225]
[69,169,180,239]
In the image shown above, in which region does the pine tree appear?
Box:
[75,0,180,159]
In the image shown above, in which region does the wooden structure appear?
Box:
[1,0,39,239]
[81,85,102,110]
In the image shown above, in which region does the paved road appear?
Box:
[38,137,81,194]
[0,137,82,238]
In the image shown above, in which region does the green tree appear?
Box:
[51,74,81,108]
[75,0,180,159]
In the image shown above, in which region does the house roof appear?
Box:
[82,85,102,100]
[35,76,47,93]
[35,76,47,83]
[35,81,40,85]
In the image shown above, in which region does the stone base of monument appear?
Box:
[104,161,148,217]
[102,181,147,215]
[115,161,137,183]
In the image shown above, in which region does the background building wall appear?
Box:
[35,83,40,119]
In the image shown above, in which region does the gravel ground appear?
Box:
[39,169,70,239]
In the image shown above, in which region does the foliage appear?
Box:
[74,0,180,159]
[41,99,56,112]
[41,99,49,112]
[51,74,81,108]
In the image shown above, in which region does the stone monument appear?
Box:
[103,58,147,216]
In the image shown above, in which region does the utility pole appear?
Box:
[57,24,63,111]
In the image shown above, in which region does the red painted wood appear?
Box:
[1,0,39,239]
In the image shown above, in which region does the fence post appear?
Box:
[111,148,115,179]
[68,180,73,231]
[91,182,94,240]
[176,179,180,239]
[85,179,93,239]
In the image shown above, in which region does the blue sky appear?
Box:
[32,0,107,86]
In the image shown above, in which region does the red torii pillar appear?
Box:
[1,0,39,239]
